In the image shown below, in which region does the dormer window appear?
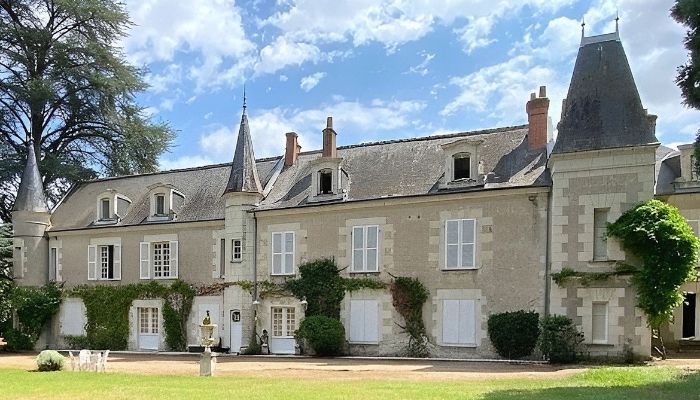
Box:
[319,169,333,194]
[100,198,111,220]
[453,153,471,180]
[94,190,130,225]
[146,184,184,222]
[155,194,166,215]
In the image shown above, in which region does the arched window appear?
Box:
[453,153,471,180]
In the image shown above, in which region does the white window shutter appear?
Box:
[87,245,96,281]
[170,241,179,278]
[349,300,364,343]
[442,300,460,344]
[364,300,379,343]
[459,300,476,344]
[113,245,121,280]
[140,242,151,279]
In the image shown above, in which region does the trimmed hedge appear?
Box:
[297,315,345,356]
[36,350,64,371]
[539,315,584,363]
[487,310,540,359]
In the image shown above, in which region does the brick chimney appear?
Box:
[322,116,337,157]
[284,131,301,167]
[526,86,550,151]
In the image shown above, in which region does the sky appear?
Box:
[120,0,700,171]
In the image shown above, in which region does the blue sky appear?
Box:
[121,0,699,170]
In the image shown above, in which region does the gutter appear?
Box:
[544,175,553,317]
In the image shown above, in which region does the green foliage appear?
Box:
[36,350,65,371]
[487,310,540,359]
[390,277,430,357]
[296,315,345,356]
[539,315,585,364]
[551,264,637,287]
[0,223,13,326]
[1,283,62,350]
[0,0,174,221]
[64,335,90,350]
[287,258,345,318]
[343,277,386,292]
[607,200,700,330]
[242,333,262,355]
[70,281,194,351]
[672,0,700,110]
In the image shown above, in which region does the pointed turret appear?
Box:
[13,141,48,212]
[225,101,262,194]
[552,30,658,154]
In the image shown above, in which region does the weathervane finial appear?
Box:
[581,16,586,38]
[615,10,620,32]
[242,84,247,113]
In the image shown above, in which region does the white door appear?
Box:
[269,307,296,354]
[138,307,160,350]
[230,310,243,354]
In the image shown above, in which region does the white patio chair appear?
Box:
[68,351,78,371]
[78,349,91,371]
[91,352,102,372]
[99,350,110,372]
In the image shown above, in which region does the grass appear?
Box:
[0,366,698,400]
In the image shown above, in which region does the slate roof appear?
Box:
[13,142,49,213]
[655,146,680,196]
[225,111,263,193]
[48,125,548,231]
[553,33,658,154]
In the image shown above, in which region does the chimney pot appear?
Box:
[284,131,300,167]
[530,92,536,100]
[326,117,333,129]
[539,85,546,98]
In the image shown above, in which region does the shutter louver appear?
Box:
[140,242,150,279]
[87,245,96,280]
[113,245,121,280]
[170,241,179,278]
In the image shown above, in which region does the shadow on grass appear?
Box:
[483,370,700,400]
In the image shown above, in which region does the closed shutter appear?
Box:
[349,300,365,343]
[459,300,476,344]
[49,248,57,281]
[363,300,379,343]
[87,245,97,281]
[170,241,179,278]
[140,242,151,279]
[442,299,477,345]
[592,302,608,343]
[442,300,460,344]
[349,300,379,343]
[113,245,121,280]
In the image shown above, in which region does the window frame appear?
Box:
[444,218,477,270]
[591,301,609,344]
[154,193,166,216]
[49,247,58,282]
[453,152,471,180]
[271,231,295,276]
[593,208,609,261]
[351,225,380,273]
[232,239,242,262]
[99,198,111,220]
[152,241,172,279]
[271,306,296,337]
[318,168,334,195]
[139,307,160,334]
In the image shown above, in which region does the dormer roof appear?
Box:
[13,141,49,213]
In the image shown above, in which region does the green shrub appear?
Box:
[297,315,345,356]
[64,335,91,350]
[242,333,262,355]
[36,350,64,371]
[2,328,34,351]
[487,310,540,359]
[539,315,585,363]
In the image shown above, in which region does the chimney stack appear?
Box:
[526,85,550,151]
[322,116,337,157]
[284,131,301,167]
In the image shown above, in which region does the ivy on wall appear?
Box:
[70,280,194,351]
[1,283,62,350]
[390,277,430,357]
[551,264,637,286]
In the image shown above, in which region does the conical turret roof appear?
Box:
[13,141,49,212]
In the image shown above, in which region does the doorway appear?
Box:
[230,309,242,354]
[682,293,697,339]
[269,306,296,354]
[138,307,160,350]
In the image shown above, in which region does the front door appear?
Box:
[230,310,243,354]
[682,293,697,339]
[269,306,296,354]
[138,307,160,350]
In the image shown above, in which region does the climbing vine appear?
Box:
[70,280,194,351]
[1,283,62,350]
[390,277,430,358]
[552,264,638,286]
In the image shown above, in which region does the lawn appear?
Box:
[0,366,698,400]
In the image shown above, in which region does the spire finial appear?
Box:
[581,16,586,38]
[615,10,619,32]
[242,84,247,113]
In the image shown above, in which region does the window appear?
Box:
[352,225,379,272]
[271,307,295,337]
[445,219,476,269]
[139,307,159,334]
[442,299,477,346]
[232,239,242,262]
[348,300,379,343]
[591,302,608,343]
[155,194,166,215]
[49,247,57,281]
[13,246,23,278]
[272,232,295,275]
[219,239,226,277]
[692,155,697,181]
[100,198,110,220]
[88,244,121,281]
[593,208,608,260]
[153,242,171,278]
[319,169,333,194]
[453,153,470,180]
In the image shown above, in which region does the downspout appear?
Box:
[252,211,259,340]
[544,185,553,317]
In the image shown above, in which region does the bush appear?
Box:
[539,315,585,363]
[2,328,34,351]
[296,315,345,356]
[36,350,64,371]
[487,310,540,359]
[64,335,91,350]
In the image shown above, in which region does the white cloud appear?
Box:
[300,72,327,91]
[406,52,435,76]
[145,64,182,93]
[279,74,289,82]
[255,36,321,75]
[199,125,237,157]
[455,16,496,53]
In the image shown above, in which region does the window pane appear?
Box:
[284,254,294,274]
[461,244,474,268]
[286,308,296,336]
[367,226,378,248]
[446,220,459,245]
[454,156,470,180]
[156,195,165,215]
[593,209,608,260]
[592,302,607,342]
[353,227,363,250]
[446,244,459,268]
[320,170,333,194]
[284,232,294,253]
[462,219,475,244]
[272,254,282,274]
[353,249,364,270]
[101,199,110,219]
[272,308,283,336]
[366,249,378,271]
[272,233,282,253]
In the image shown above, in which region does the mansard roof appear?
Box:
[225,111,262,194]
[48,125,548,231]
[13,142,49,213]
[552,32,658,154]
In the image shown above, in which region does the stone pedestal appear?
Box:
[200,348,217,376]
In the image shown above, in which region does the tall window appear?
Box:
[352,225,379,272]
[219,239,226,277]
[271,307,295,337]
[100,198,110,219]
[139,307,159,334]
[453,153,471,180]
[593,208,609,260]
[319,169,333,194]
[153,242,171,278]
[442,299,477,345]
[591,302,608,343]
[49,247,57,281]
[272,232,295,275]
[692,155,697,181]
[349,300,379,343]
[232,239,242,262]
[445,219,476,269]
[99,245,114,280]
[13,246,23,278]
[155,194,166,215]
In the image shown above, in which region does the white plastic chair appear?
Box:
[68,351,78,371]
[78,349,91,371]
[99,350,110,372]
